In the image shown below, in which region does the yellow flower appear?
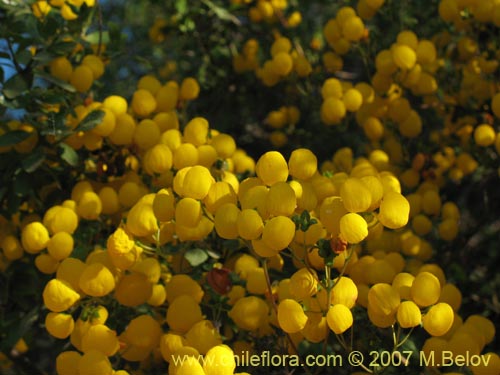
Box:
[255,151,289,186]
[47,232,74,261]
[203,345,236,375]
[43,279,80,312]
[76,191,102,220]
[45,312,75,339]
[367,283,400,316]
[391,272,415,300]
[288,148,318,180]
[465,315,495,345]
[237,209,264,240]
[43,205,79,234]
[175,355,205,375]
[106,228,135,254]
[78,350,113,375]
[121,315,162,350]
[56,351,82,375]
[339,212,368,244]
[114,273,153,307]
[214,203,240,239]
[166,274,204,303]
[175,197,202,227]
[179,77,200,101]
[204,181,238,214]
[131,89,157,118]
[262,216,296,251]
[126,200,159,238]
[331,276,358,309]
[1,235,24,260]
[21,221,50,254]
[396,301,422,328]
[422,303,454,336]
[391,44,416,70]
[326,304,353,334]
[228,296,269,331]
[245,267,267,295]
[411,271,441,307]
[79,263,115,297]
[277,299,308,333]
[182,118,208,147]
[181,165,215,200]
[160,333,186,363]
[378,192,410,229]
[152,189,175,222]
[166,295,203,333]
[289,267,318,300]
[265,181,297,217]
[81,324,120,356]
[185,320,222,355]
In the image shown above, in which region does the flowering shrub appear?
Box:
[0,1,499,375]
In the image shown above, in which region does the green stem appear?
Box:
[395,327,414,349]
[262,259,313,375]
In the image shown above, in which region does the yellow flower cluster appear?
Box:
[323,6,368,56]
[234,0,301,28]
[32,0,96,21]
[262,105,300,147]
[2,77,497,373]
[1,0,500,374]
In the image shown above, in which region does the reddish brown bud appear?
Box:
[206,267,232,295]
[330,236,348,254]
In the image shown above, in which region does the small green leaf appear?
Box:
[6,193,22,215]
[0,186,7,202]
[0,130,31,147]
[201,0,241,25]
[32,50,57,64]
[2,73,31,99]
[50,40,78,55]
[12,173,32,197]
[59,143,79,166]
[84,30,110,45]
[16,49,32,66]
[184,248,209,267]
[175,0,188,15]
[35,70,76,92]
[206,248,221,259]
[0,308,39,352]
[75,109,105,132]
[21,148,46,173]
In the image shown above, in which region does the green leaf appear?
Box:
[6,193,22,215]
[0,130,31,147]
[15,49,32,66]
[0,186,7,202]
[12,173,32,197]
[0,308,39,353]
[51,41,78,55]
[206,248,221,259]
[59,143,79,166]
[75,109,105,132]
[175,0,188,15]
[32,50,57,64]
[2,73,31,99]
[84,30,110,45]
[35,70,76,92]
[184,248,209,267]
[21,147,46,173]
[201,0,241,25]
